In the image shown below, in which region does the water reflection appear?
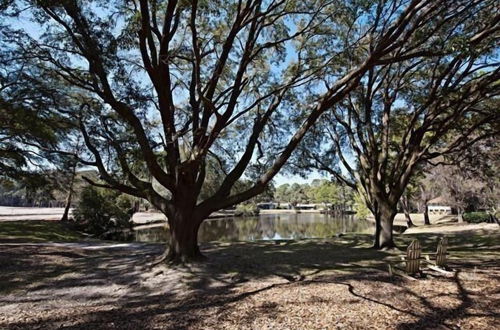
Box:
[134,213,373,243]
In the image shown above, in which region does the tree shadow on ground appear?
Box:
[1,230,498,329]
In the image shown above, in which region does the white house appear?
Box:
[428,197,452,215]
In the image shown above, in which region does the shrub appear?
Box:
[235,203,260,216]
[74,186,133,236]
[463,212,490,223]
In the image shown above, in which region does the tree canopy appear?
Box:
[0,68,72,181]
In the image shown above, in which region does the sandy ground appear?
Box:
[0,207,69,221]
[406,222,499,234]
[0,223,498,329]
[367,213,457,227]
[0,207,167,224]
[0,207,232,224]
[131,212,167,224]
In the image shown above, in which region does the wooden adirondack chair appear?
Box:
[388,239,423,279]
[404,240,422,274]
[424,237,451,273]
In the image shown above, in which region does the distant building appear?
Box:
[257,202,279,209]
[258,202,336,210]
[295,203,317,210]
[427,197,452,215]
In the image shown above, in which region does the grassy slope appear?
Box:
[0,221,85,243]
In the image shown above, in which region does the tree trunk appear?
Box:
[61,159,78,222]
[457,207,464,223]
[60,189,73,222]
[403,207,414,228]
[423,202,430,225]
[491,212,500,226]
[164,211,205,264]
[373,202,397,249]
[401,196,414,228]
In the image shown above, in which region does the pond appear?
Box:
[133,213,374,243]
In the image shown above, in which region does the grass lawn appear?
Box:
[0,220,85,243]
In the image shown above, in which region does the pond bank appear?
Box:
[131,209,335,226]
[131,210,236,225]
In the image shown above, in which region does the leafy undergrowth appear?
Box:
[0,228,498,329]
[0,221,85,243]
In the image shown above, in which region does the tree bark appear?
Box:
[373,202,397,249]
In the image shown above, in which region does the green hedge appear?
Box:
[463,212,490,223]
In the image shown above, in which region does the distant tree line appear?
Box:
[274,179,348,206]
